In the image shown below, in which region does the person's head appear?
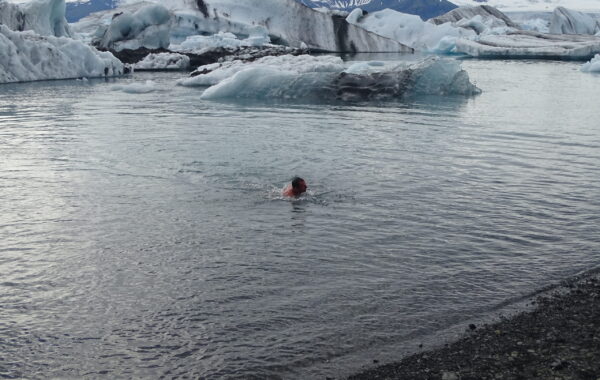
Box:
[291,177,307,195]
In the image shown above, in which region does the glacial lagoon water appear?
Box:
[1,58,600,379]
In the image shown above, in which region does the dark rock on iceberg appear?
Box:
[333,69,414,101]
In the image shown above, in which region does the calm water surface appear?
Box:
[1,59,600,379]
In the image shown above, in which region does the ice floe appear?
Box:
[581,54,600,72]
[0,24,124,84]
[455,31,600,60]
[177,54,480,101]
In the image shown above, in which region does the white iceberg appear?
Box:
[549,7,600,35]
[93,3,171,51]
[0,0,72,37]
[0,24,124,84]
[429,5,519,30]
[345,8,475,53]
[455,30,600,60]
[581,54,600,72]
[133,52,190,70]
[178,54,480,101]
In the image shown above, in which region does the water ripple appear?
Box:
[1,62,600,379]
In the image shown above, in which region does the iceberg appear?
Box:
[177,54,480,101]
[0,0,72,37]
[548,7,600,35]
[429,5,519,30]
[0,25,124,84]
[75,0,412,53]
[581,54,600,72]
[92,4,171,51]
[179,0,411,52]
[345,8,475,53]
[455,31,600,60]
[133,52,190,70]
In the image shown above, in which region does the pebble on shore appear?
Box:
[349,275,600,380]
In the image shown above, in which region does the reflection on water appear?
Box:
[1,59,600,379]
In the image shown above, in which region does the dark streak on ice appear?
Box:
[196,0,209,18]
[333,70,414,101]
[331,15,356,53]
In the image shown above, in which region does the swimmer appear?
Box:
[282,177,307,198]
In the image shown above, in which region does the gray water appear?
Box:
[1,59,600,379]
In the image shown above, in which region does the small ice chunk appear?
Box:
[111,80,159,93]
[173,29,270,53]
[134,53,190,70]
[581,54,600,72]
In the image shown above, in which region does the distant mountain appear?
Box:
[297,0,458,20]
[65,0,119,23]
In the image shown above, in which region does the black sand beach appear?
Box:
[349,273,600,380]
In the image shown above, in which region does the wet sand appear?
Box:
[349,273,600,380]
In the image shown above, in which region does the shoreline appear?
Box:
[348,272,600,380]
